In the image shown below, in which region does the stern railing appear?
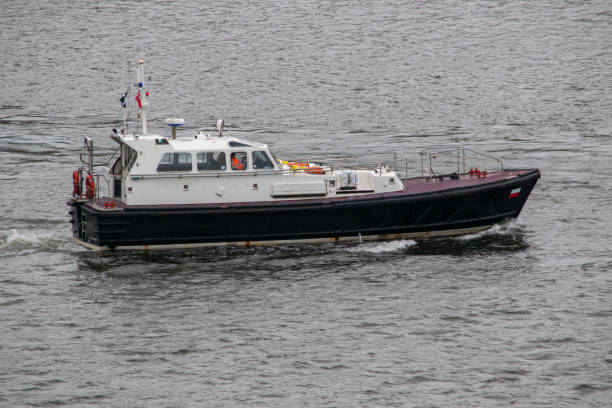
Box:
[75,135,113,201]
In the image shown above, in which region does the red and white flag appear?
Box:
[509,187,521,198]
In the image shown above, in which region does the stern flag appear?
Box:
[119,91,128,108]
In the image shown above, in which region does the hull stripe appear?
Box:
[73,224,494,251]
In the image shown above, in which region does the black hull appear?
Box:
[69,169,540,249]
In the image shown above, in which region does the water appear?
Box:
[1,1,611,406]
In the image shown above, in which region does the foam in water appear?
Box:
[453,222,519,241]
[348,239,417,253]
[0,228,62,252]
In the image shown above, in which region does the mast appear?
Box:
[123,60,130,134]
[136,59,148,136]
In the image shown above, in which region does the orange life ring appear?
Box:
[72,170,80,196]
[304,166,325,175]
[85,174,95,199]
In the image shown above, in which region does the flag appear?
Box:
[509,187,521,198]
[135,92,142,109]
[119,91,128,108]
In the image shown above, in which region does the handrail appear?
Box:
[288,152,399,175]
[94,173,112,200]
[419,146,503,177]
[71,168,111,201]
[82,143,504,198]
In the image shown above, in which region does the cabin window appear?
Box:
[110,144,138,175]
[231,152,247,171]
[269,150,280,165]
[229,141,252,147]
[110,157,122,176]
[126,146,138,170]
[252,151,274,170]
[197,152,226,171]
[157,152,192,172]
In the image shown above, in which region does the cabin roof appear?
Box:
[118,133,269,151]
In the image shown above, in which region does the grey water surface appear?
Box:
[1,1,611,407]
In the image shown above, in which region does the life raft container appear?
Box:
[72,170,80,196]
[85,173,95,199]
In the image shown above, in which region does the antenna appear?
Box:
[216,119,224,137]
[123,59,130,134]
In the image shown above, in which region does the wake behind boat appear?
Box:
[68,60,540,250]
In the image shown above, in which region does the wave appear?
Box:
[347,239,417,253]
[452,222,521,241]
[0,229,66,254]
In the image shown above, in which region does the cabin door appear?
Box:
[113,177,122,199]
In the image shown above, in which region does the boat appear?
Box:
[68,60,540,250]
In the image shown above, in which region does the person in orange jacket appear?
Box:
[231,153,245,170]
